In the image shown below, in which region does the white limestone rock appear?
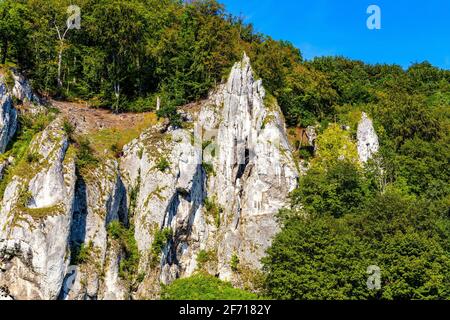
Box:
[11,72,39,104]
[357,112,379,163]
[0,79,18,153]
[121,124,207,289]
[204,53,298,280]
[121,54,298,295]
[0,54,299,299]
[62,160,128,300]
[98,243,128,300]
[0,117,77,300]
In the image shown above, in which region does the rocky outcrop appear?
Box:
[203,54,298,281]
[0,69,43,154]
[0,54,298,299]
[120,54,298,296]
[11,71,39,104]
[61,160,128,300]
[305,126,317,150]
[0,118,76,300]
[357,112,379,163]
[120,124,206,291]
[0,116,130,300]
[0,76,18,153]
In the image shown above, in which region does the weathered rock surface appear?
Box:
[305,126,317,150]
[0,118,76,300]
[61,160,128,300]
[120,124,206,290]
[120,54,298,296]
[0,76,18,153]
[205,54,298,281]
[357,112,379,163]
[0,69,44,154]
[0,54,298,299]
[11,71,39,104]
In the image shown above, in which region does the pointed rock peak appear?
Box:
[361,112,369,121]
[226,52,262,97]
[231,52,253,75]
[240,52,250,67]
[359,112,373,128]
[357,112,379,163]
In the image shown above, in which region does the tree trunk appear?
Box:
[57,43,64,88]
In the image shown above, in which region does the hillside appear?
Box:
[0,0,449,300]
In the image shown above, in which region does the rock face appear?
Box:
[206,54,298,280]
[0,117,129,300]
[121,54,298,296]
[120,124,206,293]
[61,160,128,300]
[11,71,39,104]
[305,126,317,150]
[0,69,43,154]
[0,118,76,300]
[357,112,379,163]
[0,76,18,153]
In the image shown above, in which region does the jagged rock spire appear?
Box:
[357,112,379,163]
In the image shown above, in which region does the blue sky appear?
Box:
[220,0,450,69]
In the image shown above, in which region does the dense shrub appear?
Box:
[161,274,259,300]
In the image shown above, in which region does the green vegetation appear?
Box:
[202,140,217,174]
[260,57,450,300]
[81,113,158,158]
[62,119,75,138]
[161,273,259,300]
[0,112,55,201]
[149,227,173,268]
[75,137,98,170]
[71,241,94,265]
[291,161,367,218]
[230,253,240,272]
[264,105,450,299]
[155,157,171,173]
[313,124,359,169]
[264,189,450,300]
[107,220,140,281]
[196,249,217,271]
[156,103,182,128]
[128,174,141,219]
[203,197,221,228]
[0,65,15,90]
[25,152,40,164]
[0,0,339,120]
[298,147,313,161]
[202,162,215,177]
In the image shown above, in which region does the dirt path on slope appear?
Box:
[50,100,161,155]
[50,99,157,134]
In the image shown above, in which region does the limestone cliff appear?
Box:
[0,118,76,300]
[0,74,18,153]
[120,54,298,296]
[0,55,298,299]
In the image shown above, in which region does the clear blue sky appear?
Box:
[220,0,450,69]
